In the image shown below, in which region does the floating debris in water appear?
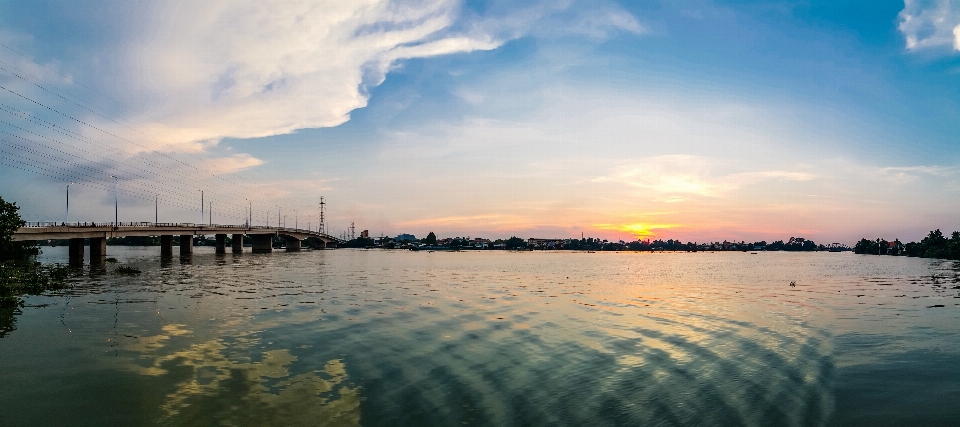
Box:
[114,266,141,275]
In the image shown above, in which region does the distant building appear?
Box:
[527,238,563,248]
[360,230,369,239]
[396,233,417,242]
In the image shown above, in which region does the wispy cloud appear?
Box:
[592,155,814,198]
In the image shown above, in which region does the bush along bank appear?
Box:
[0,262,70,308]
[854,229,960,261]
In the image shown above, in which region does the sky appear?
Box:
[0,0,958,244]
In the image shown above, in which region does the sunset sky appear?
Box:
[1,0,958,243]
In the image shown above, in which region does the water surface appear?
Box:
[1,248,958,426]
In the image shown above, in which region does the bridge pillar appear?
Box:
[284,236,301,252]
[232,234,244,253]
[68,238,84,263]
[251,234,272,253]
[180,235,193,254]
[325,241,337,249]
[89,237,106,261]
[160,235,173,256]
[215,234,227,254]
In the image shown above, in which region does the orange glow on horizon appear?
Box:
[592,222,681,240]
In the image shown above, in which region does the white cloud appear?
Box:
[109,0,503,149]
[898,0,960,51]
[955,23,960,50]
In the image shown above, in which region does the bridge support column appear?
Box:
[69,238,84,263]
[215,234,227,254]
[180,235,193,255]
[232,234,244,253]
[284,236,301,252]
[251,234,272,253]
[89,237,106,262]
[160,235,173,256]
[325,241,337,249]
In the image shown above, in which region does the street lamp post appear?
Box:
[112,176,118,226]
[294,210,297,230]
[155,193,159,224]
[200,190,204,225]
[66,182,72,223]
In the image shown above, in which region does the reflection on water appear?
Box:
[125,324,359,426]
[0,248,958,426]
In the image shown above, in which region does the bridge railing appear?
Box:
[18,222,339,241]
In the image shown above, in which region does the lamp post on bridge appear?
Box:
[199,190,204,225]
[112,175,118,226]
[66,182,73,224]
[155,193,160,224]
[294,210,297,230]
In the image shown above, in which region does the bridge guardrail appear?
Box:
[18,222,341,241]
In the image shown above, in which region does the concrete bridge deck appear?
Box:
[13,222,341,262]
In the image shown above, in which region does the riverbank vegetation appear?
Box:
[0,262,70,308]
[855,229,960,261]
[342,232,841,252]
[0,196,39,261]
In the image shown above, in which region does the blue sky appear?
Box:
[0,0,958,243]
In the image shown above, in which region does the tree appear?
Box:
[504,236,526,249]
[422,231,437,245]
[0,196,37,260]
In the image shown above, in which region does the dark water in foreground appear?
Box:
[1,248,958,426]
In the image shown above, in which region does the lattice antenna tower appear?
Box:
[319,196,326,234]
[350,222,355,240]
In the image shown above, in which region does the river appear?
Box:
[1,247,958,426]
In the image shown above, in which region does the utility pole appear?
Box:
[200,190,204,225]
[294,210,297,230]
[155,193,159,224]
[209,201,212,225]
[278,206,281,229]
[319,197,326,234]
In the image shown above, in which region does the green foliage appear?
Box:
[0,262,70,308]
[504,236,526,249]
[860,230,960,260]
[854,238,883,255]
[422,232,438,245]
[341,237,375,248]
[0,196,38,260]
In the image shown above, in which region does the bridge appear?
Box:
[12,222,342,263]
